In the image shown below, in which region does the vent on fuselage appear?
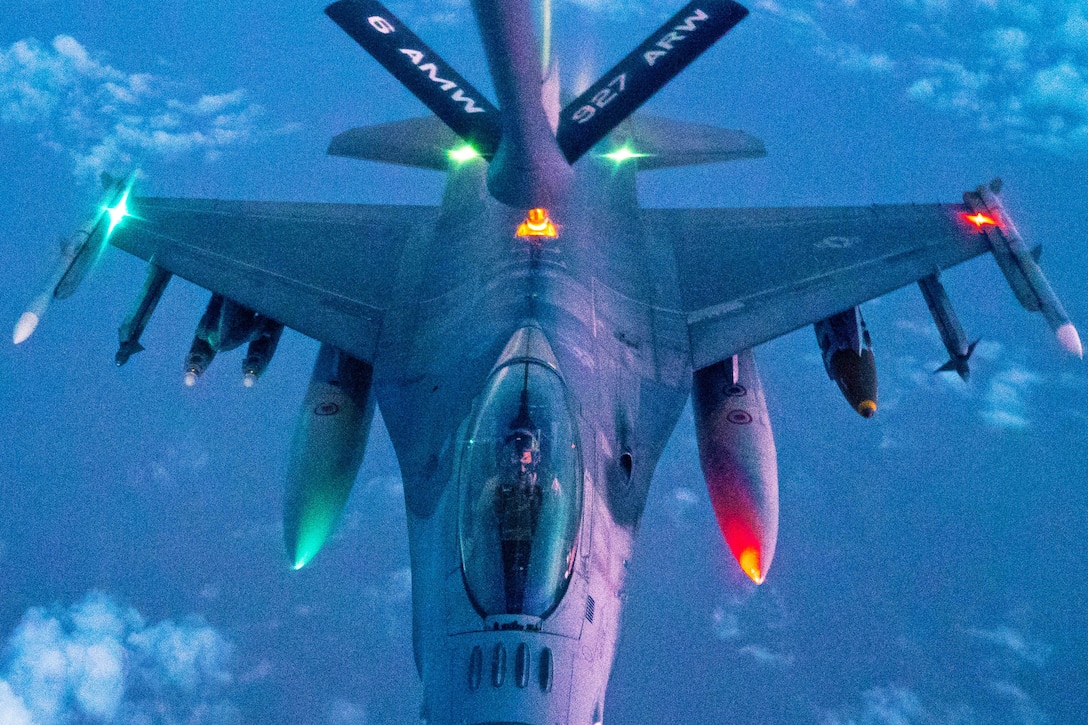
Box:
[585,595,596,623]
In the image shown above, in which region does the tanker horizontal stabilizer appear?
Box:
[326,0,502,157]
[328,116,461,170]
[330,113,765,171]
[615,114,764,169]
[556,0,749,163]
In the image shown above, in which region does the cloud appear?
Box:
[735,643,795,666]
[0,682,34,725]
[0,36,286,180]
[358,567,414,642]
[755,1,894,74]
[711,586,793,667]
[967,625,1051,667]
[667,486,701,526]
[328,700,368,725]
[823,685,974,725]
[980,365,1041,429]
[1,591,238,725]
[986,681,1048,725]
[752,0,1088,154]
[883,321,1049,428]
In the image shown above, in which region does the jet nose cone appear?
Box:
[856,399,877,418]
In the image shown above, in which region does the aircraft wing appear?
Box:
[644,203,992,369]
[109,197,439,362]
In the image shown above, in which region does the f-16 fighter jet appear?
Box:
[15,0,1080,722]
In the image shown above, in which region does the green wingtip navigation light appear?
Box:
[448,144,481,164]
[604,145,649,163]
[105,188,132,237]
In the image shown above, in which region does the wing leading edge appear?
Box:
[108,198,438,363]
[645,202,991,370]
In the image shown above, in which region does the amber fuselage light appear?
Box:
[965,212,997,228]
[516,208,558,239]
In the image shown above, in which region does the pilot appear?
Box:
[493,418,544,614]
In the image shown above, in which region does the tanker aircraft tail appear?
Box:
[14,1,1080,723]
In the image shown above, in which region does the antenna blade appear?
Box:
[557,0,748,163]
[326,0,502,156]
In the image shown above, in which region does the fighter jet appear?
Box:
[15,0,1080,722]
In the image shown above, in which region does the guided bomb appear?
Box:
[814,307,878,418]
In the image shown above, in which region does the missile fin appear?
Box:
[935,339,978,382]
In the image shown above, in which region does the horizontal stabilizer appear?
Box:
[328,116,460,170]
[325,0,502,156]
[619,114,765,169]
[329,113,765,171]
[557,0,749,163]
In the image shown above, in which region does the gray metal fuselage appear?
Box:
[372,152,691,723]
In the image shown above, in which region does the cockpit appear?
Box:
[458,348,583,619]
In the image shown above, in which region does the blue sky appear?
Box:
[1,0,1087,723]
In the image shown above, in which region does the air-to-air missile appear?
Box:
[814,306,878,417]
[917,273,977,381]
[283,343,375,570]
[964,179,1082,358]
[115,263,172,366]
[13,173,135,345]
[692,349,778,584]
[242,318,285,387]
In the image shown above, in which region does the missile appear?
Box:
[692,350,778,584]
[965,179,1082,358]
[917,273,977,381]
[242,318,284,387]
[284,344,375,570]
[115,263,172,365]
[814,307,878,417]
[13,174,134,345]
[12,236,79,344]
[54,172,136,300]
[183,295,223,385]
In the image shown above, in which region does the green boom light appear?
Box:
[604,145,649,163]
[448,144,481,164]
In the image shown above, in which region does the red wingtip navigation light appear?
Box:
[965,212,997,229]
[516,208,558,239]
